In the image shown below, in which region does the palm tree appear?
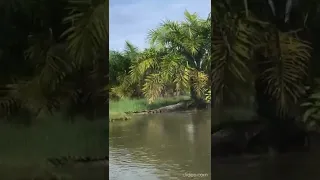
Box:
[0,0,108,122]
[109,41,141,99]
[212,0,313,122]
[128,11,211,103]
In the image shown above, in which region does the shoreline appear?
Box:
[109,96,209,122]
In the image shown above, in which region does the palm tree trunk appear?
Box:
[190,84,199,101]
[255,77,279,121]
[189,78,206,108]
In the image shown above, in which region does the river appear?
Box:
[211,117,320,180]
[212,146,320,180]
[109,110,211,180]
[0,118,108,179]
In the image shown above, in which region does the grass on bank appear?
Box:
[109,96,190,121]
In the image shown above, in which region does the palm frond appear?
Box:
[190,69,209,98]
[61,0,108,67]
[147,10,210,71]
[142,73,165,104]
[260,30,312,115]
[212,13,258,106]
[129,48,159,83]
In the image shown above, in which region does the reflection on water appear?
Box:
[0,119,108,179]
[212,136,320,180]
[109,111,211,180]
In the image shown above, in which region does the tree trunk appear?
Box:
[189,78,207,109]
[190,77,201,100]
[255,78,279,121]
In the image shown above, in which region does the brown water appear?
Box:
[212,131,320,180]
[109,111,211,180]
[0,118,108,179]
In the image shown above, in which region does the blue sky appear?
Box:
[110,0,211,51]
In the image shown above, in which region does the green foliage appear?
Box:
[260,30,311,115]
[0,0,108,122]
[212,1,313,117]
[109,96,190,114]
[205,90,211,103]
[301,83,320,124]
[109,11,211,103]
[212,11,258,105]
[61,0,108,67]
[109,41,140,98]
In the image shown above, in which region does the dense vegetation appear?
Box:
[109,11,211,105]
[212,0,320,129]
[0,0,108,124]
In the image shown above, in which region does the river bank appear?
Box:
[109,96,192,122]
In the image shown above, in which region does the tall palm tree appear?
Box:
[109,41,141,98]
[212,0,313,121]
[128,11,211,103]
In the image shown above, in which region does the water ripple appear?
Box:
[109,111,211,180]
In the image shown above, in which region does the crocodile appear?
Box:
[126,109,165,115]
[109,116,130,122]
[125,101,198,115]
[47,155,108,167]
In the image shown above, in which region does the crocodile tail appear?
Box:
[47,156,69,166]
[48,155,109,166]
[47,155,76,166]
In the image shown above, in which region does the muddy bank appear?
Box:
[125,100,209,115]
[109,100,209,122]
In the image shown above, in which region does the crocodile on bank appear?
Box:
[47,155,108,167]
[125,100,209,115]
[109,116,130,122]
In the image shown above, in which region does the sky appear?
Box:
[110,0,211,51]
